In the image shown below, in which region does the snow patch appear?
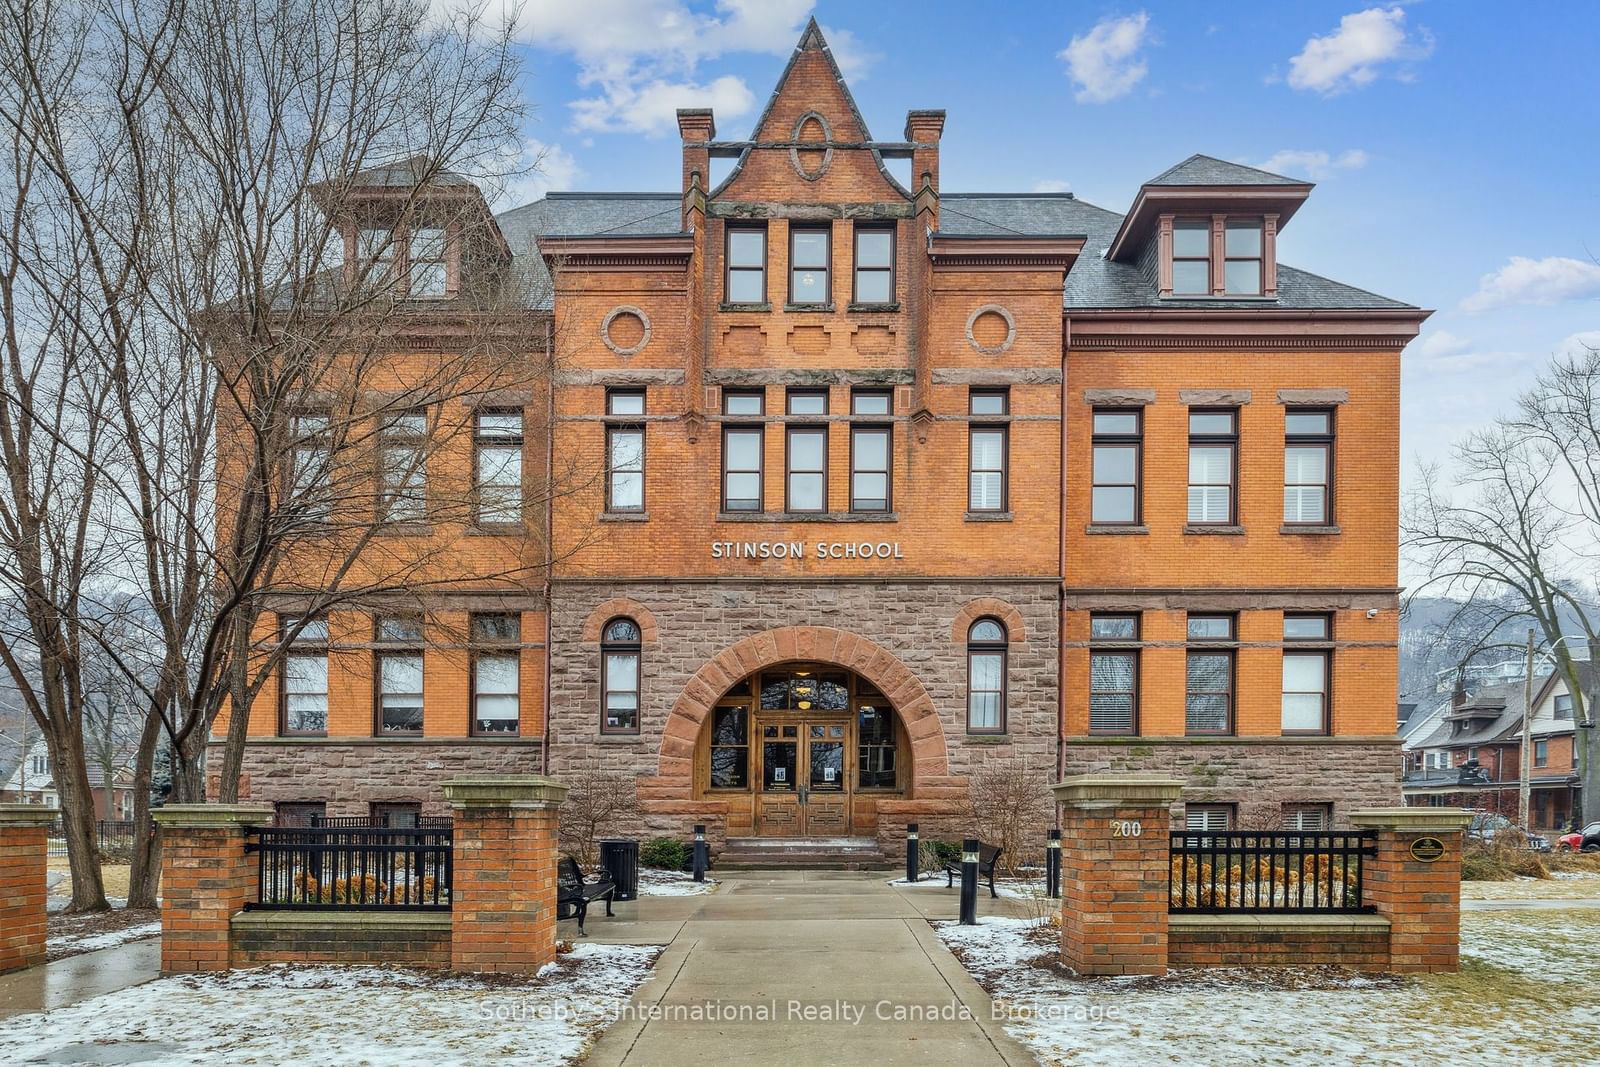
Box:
[47,921,161,953]
[636,868,717,897]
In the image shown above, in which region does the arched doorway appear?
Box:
[694,663,906,837]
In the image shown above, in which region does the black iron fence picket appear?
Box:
[1168,830,1376,914]
[247,826,452,910]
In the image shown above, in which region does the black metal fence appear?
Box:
[247,826,453,910]
[1169,830,1377,914]
[44,817,147,854]
[301,815,452,830]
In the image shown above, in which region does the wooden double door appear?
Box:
[754,717,851,836]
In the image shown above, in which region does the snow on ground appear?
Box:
[888,875,1045,901]
[937,910,1594,1065]
[636,868,717,897]
[1461,872,1600,900]
[46,921,161,954]
[0,944,662,1067]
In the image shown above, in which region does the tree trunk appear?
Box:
[217,619,255,804]
[46,722,109,912]
[125,708,164,908]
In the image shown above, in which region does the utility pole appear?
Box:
[1520,629,1534,830]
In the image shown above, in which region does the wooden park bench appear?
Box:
[557,855,616,934]
[944,842,1003,899]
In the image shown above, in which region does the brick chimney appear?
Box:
[904,109,944,227]
[678,108,715,229]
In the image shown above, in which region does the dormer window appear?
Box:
[1171,220,1210,295]
[357,227,396,286]
[1167,217,1266,297]
[1224,219,1263,295]
[350,225,453,299]
[409,228,448,298]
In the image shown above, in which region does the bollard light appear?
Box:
[692,823,708,883]
[959,836,979,925]
[905,823,919,884]
[1046,828,1061,899]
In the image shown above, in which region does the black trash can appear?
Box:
[599,839,640,901]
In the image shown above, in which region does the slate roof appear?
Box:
[1146,153,1305,187]
[346,155,478,188]
[488,184,1414,313]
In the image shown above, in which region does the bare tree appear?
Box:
[559,775,642,870]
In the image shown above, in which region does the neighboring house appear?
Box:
[0,735,138,819]
[1402,667,1586,831]
[212,20,1427,842]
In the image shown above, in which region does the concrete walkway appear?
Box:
[574,871,1036,1066]
[0,940,159,1022]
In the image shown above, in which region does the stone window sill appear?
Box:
[1184,524,1245,536]
[1086,524,1148,535]
[716,511,899,523]
[719,302,771,313]
[594,734,645,744]
[783,303,836,313]
[465,522,527,537]
[599,511,650,522]
[965,511,1013,523]
[847,302,900,313]
[375,522,432,537]
[965,734,1011,745]
[1281,524,1341,535]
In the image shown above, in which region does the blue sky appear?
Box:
[481,1,1600,475]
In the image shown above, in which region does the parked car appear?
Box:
[1557,822,1600,853]
[1468,811,1551,852]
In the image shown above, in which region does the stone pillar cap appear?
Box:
[152,804,274,828]
[0,804,60,827]
[442,775,568,809]
[1348,807,1473,832]
[1054,774,1184,808]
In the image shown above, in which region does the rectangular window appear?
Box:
[786,427,827,512]
[853,225,895,305]
[1285,409,1333,525]
[851,426,891,511]
[723,388,764,416]
[851,389,892,416]
[967,649,1005,733]
[1187,614,1235,640]
[474,410,523,524]
[1090,410,1141,524]
[968,389,1009,513]
[1284,613,1331,640]
[789,224,831,306]
[1186,651,1234,734]
[602,647,641,734]
[723,426,764,512]
[1223,219,1263,296]
[1187,409,1237,525]
[1535,739,1548,767]
[374,616,424,737]
[1185,804,1233,832]
[378,411,426,522]
[786,389,828,416]
[1555,694,1573,721]
[1283,804,1330,832]
[274,801,327,827]
[280,616,328,736]
[1090,652,1138,734]
[726,226,766,304]
[1172,218,1210,295]
[1090,613,1139,640]
[605,388,646,514]
[371,802,422,828]
[408,227,448,298]
[290,413,331,521]
[858,700,897,788]
[1282,652,1329,734]
[356,227,394,287]
[708,706,749,789]
[471,613,519,736]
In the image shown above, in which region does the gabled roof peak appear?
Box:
[1147,153,1308,188]
[747,16,872,142]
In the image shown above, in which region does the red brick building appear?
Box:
[217,22,1425,847]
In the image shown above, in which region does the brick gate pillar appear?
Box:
[1053,775,1184,977]
[442,775,568,974]
[152,804,273,974]
[0,805,56,974]
[1349,807,1472,973]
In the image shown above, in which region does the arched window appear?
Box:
[967,618,1006,734]
[601,617,642,734]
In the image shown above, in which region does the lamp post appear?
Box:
[1046,828,1061,899]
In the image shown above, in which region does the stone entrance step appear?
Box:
[718,836,895,871]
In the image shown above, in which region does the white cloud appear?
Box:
[1414,330,1472,361]
[821,24,878,82]
[1556,331,1600,359]
[1059,12,1152,104]
[1287,6,1433,95]
[1032,179,1072,194]
[1461,256,1600,313]
[1247,148,1369,180]
[438,1,861,136]
[495,138,582,209]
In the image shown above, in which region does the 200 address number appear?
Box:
[1111,820,1143,838]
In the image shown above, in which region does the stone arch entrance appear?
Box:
[640,627,951,840]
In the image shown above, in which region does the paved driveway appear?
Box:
[575,870,1036,1066]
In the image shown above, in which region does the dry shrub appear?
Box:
[1550,850,1600,875]
[1461,834,1551,881]
[968,764,1053,876]
[558,773,641,869]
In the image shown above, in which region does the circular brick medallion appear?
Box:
[789,111,834,182]
[966,305,1016,355]
[601,306,651,357]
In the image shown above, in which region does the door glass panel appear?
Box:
[763,741,797,790]
[810,740,845,791]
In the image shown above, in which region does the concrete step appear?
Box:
[718,836,894,871]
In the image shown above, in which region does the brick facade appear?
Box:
[232,912,451,969]
[153,805,272,974]
[0,806,53,974]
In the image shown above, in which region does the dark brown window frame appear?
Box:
[966,618,1008,735]
[706,704,751,791]
[1284,407,1335,526]
[1283,612,1333,641]
[472,408,525,526]
[377,409,427,524]
[290,410,333,523]
[469,612,521,738]
[600,617,643,736]
[605,423,646,513]
[278,614,329,738]
[785,425,828,513]
[1089,649,1140,736]
[968,385,1011,514]
[404,225,452,300]
[722,424,765,512]
[1223,217,1265,297]
[722,388,765,416]
[725,224,767,305]
[1090,408,1143,525]
[1171,217,1211,295]
[1281,649,1330,737]
[785,388,829,416]
[1535,739,1548,767]
[787,222,832,307]
[1187,408,1239,526]
[850,388,893,416]
[849,423,892,512]
[1185,648,1235,736]
[852,223,896,305]
[373,614,425,737]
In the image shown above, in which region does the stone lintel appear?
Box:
[1277,388,1349,406]
[1179,389,1252,406]
[1054,774,1184,809]
[1082,388,1156,407]
[0,804,60,828]
[152,804,274,829]
[1168,913,1391,933]
[443,775,568,810]
[1348,807,1472,832]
